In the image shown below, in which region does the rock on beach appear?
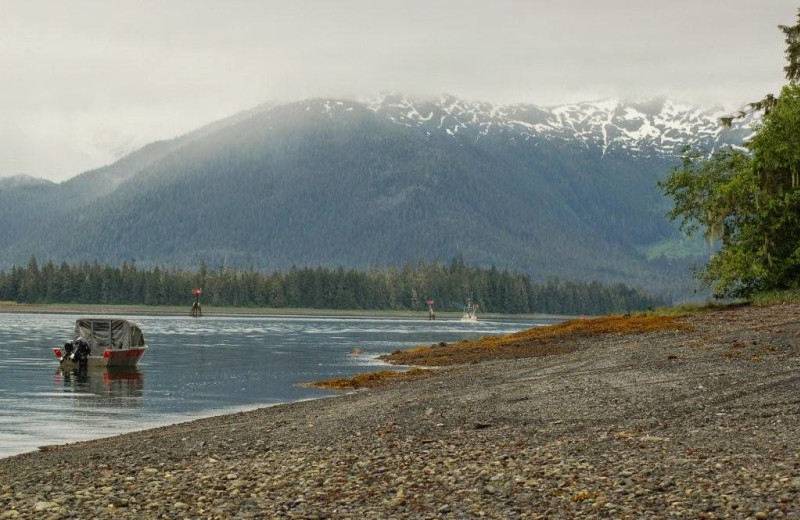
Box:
[1,303,799,518]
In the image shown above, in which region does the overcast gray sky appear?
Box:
[1,0,796,181]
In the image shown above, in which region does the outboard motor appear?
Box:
[62,341,75,359]
[73,338,91,372]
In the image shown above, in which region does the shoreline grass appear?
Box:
[748,288,800,305]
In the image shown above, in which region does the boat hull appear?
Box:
[55,346,148,369]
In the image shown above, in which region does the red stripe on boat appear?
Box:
[106,349,145,359]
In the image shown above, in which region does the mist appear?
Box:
[1,0,794,181]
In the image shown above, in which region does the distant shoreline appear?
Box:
[0,302,571,320]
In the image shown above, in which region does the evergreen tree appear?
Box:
[19,256,40,303]
[661,11,800,298]
[0,258,666,314]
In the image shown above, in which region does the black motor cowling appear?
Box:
[73,338,91,363]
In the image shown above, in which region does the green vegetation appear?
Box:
[637,235,707,261]
[748,288,800,305]
[0,256,665,315]
[660,11,800,298]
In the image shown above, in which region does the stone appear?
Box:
[34,502,58,512]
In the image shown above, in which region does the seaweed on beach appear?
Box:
[381,314,692,366]
[311,368,433,390]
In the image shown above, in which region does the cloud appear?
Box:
[1,0,795,180]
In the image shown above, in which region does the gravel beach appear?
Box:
[1,303,799,519]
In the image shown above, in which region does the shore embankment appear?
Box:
[1,303,799,518]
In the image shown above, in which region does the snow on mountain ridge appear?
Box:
[364,94,753,156]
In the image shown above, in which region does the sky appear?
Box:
[1,0,797,182]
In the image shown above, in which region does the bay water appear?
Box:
[0,312,556,458]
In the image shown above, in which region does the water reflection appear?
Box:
[54,368,144,407]
[1,313,550,458]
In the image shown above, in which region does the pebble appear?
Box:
[33,502,58,512]
[1,304,799,518]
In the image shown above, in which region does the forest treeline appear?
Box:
[0,256,667,315]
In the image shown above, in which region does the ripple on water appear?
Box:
[0,313,546,458]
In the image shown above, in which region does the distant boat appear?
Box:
[53,318,148,370]
[460,299,479,322]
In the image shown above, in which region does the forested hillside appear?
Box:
[0,257,666,316]
[0,96,749,298]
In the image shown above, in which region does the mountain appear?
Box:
[0,175,54,189]
[366,94,751,156]
[0,95,752,296]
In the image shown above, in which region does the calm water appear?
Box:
[0,312,557,458]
